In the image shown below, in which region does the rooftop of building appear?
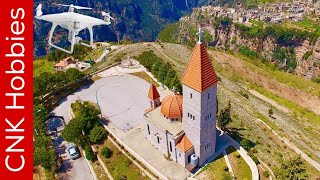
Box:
[144,107,183,137]
[148,84,160,100]
[181,42,219,92]
[176,134,193,153]
[161,94,183,119]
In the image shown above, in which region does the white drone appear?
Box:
[35,3,114,54]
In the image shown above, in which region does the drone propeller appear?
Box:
[36,4,43,17]
[101,11,114,19]
[52,3,92,10]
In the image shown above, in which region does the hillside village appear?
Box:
[174,2,320,81]
[195,0,319,24]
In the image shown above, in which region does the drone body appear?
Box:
[35,4,114,54]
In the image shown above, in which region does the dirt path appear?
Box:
[256,118,320,171]
[211,51,320,115]
[246,88,290,113]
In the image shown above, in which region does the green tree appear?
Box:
[275,157,308,180]
[75,102,100,134]
[151,61,161,77]
[157,64,168,85]
[164,68,176,89]
[203,30,213,42]
[34,147,57,170]
[101,146,112,158]
[136,50,162,70]
[34,135,57,171]
[89,126,106,144]
[34,135,51,149]
[65,68,85,82]
[217,101,232,131]
[61,118,82,144]
[34,75,48,97]
[54,71,68,86]
[34,105,49,135]
[85,146,96,162]
[170,75,182,93]
[240,139,254,150]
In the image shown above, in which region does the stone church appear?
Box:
[143,32,219,171]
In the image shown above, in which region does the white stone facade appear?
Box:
[182,84,217,165]
[143,114,190,165]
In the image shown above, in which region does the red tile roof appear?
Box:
[176,134,193,153]
[54,60,69,68]
[161,94,183,119]
[181,43,218,92]
[148,84,160,100]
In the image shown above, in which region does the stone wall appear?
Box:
[144,115,169,154]
[182,84,218,165]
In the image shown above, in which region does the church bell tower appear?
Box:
[181,28,219,166]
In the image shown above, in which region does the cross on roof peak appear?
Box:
[196,27,204,44]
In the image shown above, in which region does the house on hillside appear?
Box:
[54,57,75,71]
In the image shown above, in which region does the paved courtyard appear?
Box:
[52,74,152,131]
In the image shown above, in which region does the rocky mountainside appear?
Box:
[34,0,217,56]
[158,8,320,80]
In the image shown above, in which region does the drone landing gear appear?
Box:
[48,24,94,54]
[79,27,94,48]
[48,23,75,54]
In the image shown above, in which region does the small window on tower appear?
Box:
[193,116,195,120]
[188,113,190,117]
[208,93,210,99]
[190,93,193,99]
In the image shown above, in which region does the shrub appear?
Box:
[312,77,320,84]
[89,126,106,144]
[268,108,274,117]
[239,90,249,99]
[223,165,229,171]
[251,155,259,164]
[302,50,313,60]
[217,101,232,131]
[240,139,254,150]
[234,152,241,158]
[238,46,260,59]
[101,146,112,158]
[263,171,270,178]
[85,146,96,161]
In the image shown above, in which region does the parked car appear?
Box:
[67,144,80,160]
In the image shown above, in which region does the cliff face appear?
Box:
[174,10,320,79]
[296,38,320,79]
